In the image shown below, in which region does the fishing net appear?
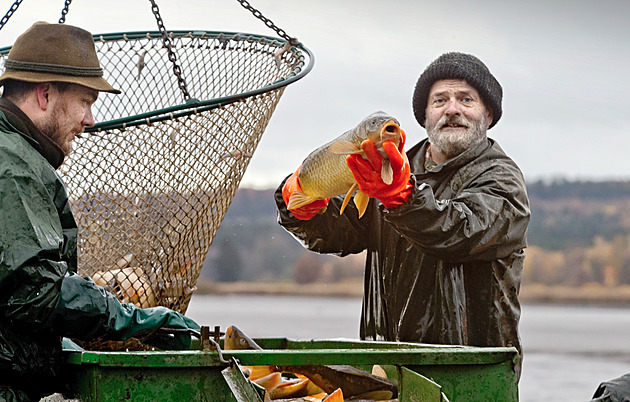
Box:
[0,30,312,349]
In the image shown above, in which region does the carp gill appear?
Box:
[287,111,404,218]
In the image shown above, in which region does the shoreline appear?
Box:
[195,280,630,305]
[195,279,364,298]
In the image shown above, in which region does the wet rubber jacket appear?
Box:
[0,98,197,398]
[276,137,530,357]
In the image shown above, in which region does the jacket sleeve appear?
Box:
[49,273,199,341]
[275,176,370,256]
[0,152,198,342]
[384,161,530,262]
[0,156,67,329]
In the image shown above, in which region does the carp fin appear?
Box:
[328,140,361,155]
[381,159,394,185]
[323,388,343,401]
[372,364,388,379]
[354,190,370,218]
[247,365,276,381]
[340,183,358,215]
[287,189,318,211]
[251,372,282,392]
[268,378,311,399]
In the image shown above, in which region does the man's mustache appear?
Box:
[439,115,470,129]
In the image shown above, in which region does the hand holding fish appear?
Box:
[285,112,405,219]
[283,165,330,220]
[347,133,413,209]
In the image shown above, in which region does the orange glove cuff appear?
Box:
[282,166,329,220]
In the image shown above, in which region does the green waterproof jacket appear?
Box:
[0,98,198,398]
[276,137,530,357]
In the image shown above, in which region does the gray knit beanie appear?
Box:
[412,52,502,129]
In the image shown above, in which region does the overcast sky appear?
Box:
[1,0,629,188]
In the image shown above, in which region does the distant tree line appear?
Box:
[527,179,630,250]
[528,179,630,200]
[524,235,630,287]
[202,180,630,287]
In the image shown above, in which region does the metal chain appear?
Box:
[148,0,191,100]
[235,0,299,46]
[58,0,72,24]
[0,0,23,32]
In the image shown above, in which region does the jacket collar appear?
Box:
[409,137,493,177]
[0,97,65,169]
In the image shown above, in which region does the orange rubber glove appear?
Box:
[346,135,412,209]
[282,166,329,220]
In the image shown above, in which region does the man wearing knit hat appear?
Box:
[0,22,199,401]
[275,52,530,379]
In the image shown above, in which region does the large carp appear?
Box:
[287,111,404,218]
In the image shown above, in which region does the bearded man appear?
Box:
[275,52,530,378]
[0,23,199,401]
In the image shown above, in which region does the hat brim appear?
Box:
[0,69,121,94]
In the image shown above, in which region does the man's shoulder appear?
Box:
[0,109,26,146]
[455,139,527,190]
[0,125,49,177]
[482,138,523,171]
[0,128,34,156]
[485,138,510,156]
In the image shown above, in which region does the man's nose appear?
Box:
[83,108,96,128]
[444,100,461,116]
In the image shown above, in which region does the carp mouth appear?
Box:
[380,119,401,142]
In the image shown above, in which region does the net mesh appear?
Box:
[1,30,311,350]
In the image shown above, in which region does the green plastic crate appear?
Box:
[62,338,519,401]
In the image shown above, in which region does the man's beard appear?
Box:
[426,113,489,159]
[37,107,74,156]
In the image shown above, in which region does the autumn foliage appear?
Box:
[204,180,630,288]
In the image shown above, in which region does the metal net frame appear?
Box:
[0,30,312,348]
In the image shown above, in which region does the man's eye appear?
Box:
[461,97,472,103]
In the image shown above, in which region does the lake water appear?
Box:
[187,294,630,401]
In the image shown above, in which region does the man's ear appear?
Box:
[35,83,52,111]
[486,109,493,128]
